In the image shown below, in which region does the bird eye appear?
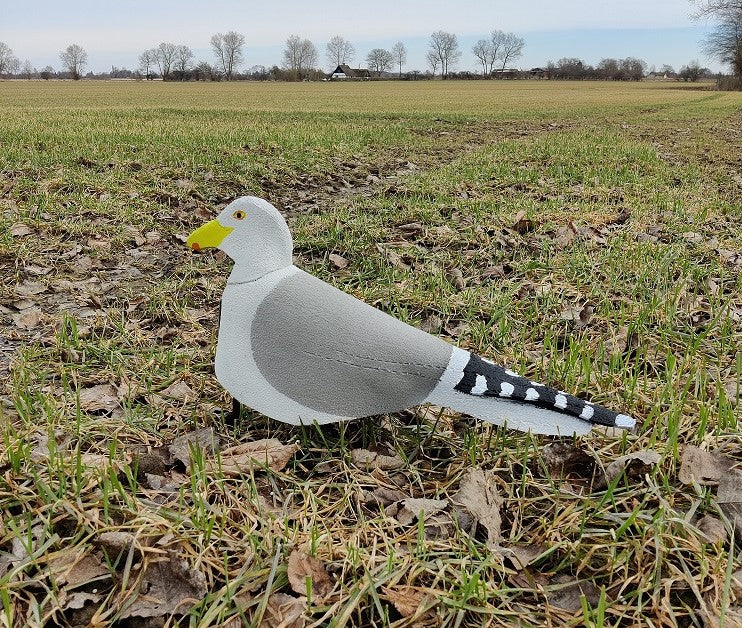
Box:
[233,210,246,220]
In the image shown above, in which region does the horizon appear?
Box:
[1,1,725,75]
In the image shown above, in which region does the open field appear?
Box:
[0,80,741,626]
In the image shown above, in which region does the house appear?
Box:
[330,64,372,80]
[529,67,548,79]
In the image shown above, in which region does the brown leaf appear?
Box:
[548,576,601,612]
[119,551,208,618]
[420,313,443,334]
[696,515,727,544]
[724,380,740,407]
[555,223,577,247]
[287,550,332,601]
[215,439,300,475]
[259,592,307,628]
[512,210,536,234]
[328,253,348,269]
[387,498,449,526]
[15,281,47,297]
[161,380,196,401]
[502,544,547,570]
[48,549,110,589]
[79,384,119,413]
[559,304,594,328]
[447,268,466,290]
[351,448,405,471]
[61,591,102,612]
[397,222,424,235]
[12,308,42,329]
[362,487,409,507]
[98,531,139,560]
[678,445,735,486]
[168,427,219,467]
[604,451,661,484]
[382,585,436,619]
[10,223,33,237]
[451,468,502,550]
[717,469,742,530]
[541,442,604,486]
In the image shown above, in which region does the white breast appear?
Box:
[215,265,352,425]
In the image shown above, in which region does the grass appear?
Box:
[0,80,741,626]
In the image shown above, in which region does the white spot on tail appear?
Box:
[471,374,488,395]
[530,381,545,387]
[554,394,568,409]
[580,405,594,420]
[525,387,540,401]
[615,414,635,429]
[500,382,515,397]
[505,369,519,377]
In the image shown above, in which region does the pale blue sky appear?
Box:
[1,1,722,74]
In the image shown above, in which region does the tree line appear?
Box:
[0,3,739,84]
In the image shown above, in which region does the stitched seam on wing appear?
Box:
[319,346,444,370]
[299,349,434,378]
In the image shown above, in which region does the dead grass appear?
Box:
[0,81,741,626]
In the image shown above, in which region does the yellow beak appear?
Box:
[187,220,234,251]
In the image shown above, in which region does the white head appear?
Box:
[187,196,293,280]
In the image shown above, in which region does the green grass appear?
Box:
[0,80,741,626]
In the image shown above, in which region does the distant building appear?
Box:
[530,67,548,79]
[330,64,372,80]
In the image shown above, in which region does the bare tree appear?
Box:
[154,42,178,79]
[693,1,742,76]
[326,35,355,67]
[391,41,407,77]
[428,31,460,78]
[60,44,88,80]
[139,49,156,79]
[282,35,318,78]
[472,39,492,75]
[39,65,54,80]
[211,31,245,80]
[366,48,393,73]
[497,32,525,71]
[175,45,194,76]
[0,42,19,77]
[426,50,440,76]
[21,59,34,79]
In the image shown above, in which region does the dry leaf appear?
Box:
[48,549,110,589]
[555,223,577,247]
[287,550,332,601]
[12,308,42,329]
[451,468,502,550]
[604,451,661,484]
[502,544,547,570]
[541,442,603,486]
[79,384,119,413]
[10,223,33,237]
[696,515,727,544]
[388,498,449,526]
[717,469,742,530]
[329,253,348,269]
[382,585,436,619]
[548,576,601,611]
[61,591,102,612]
[259,592,307,628]
[362,486,409,507]
[512,210,536,233]
[98,531,138,560]
[215,439,300,475]
[168,427,219,467]
[119,551,208,618]
[351,448,405,470]
[15,281,47,297]
[678,445,735,486]
[724,380,740,407]
[161,380,196,401]
[448,268,466,290]
[398,222,424,235]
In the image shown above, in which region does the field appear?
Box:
[0,80,741,626]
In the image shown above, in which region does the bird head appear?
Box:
[187,196,293,280]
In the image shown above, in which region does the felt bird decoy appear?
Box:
[187,196,635,435]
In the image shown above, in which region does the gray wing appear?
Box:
[250,269,452,417]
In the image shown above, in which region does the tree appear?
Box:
[428,31,460,78]
[693,1,742,76]
[0,42,20,77]
[211,31,245,80]
[620,57,647,80]
[426,50,440,76]
[155,42,177,79]
[391,42,407,77]
[282,35,318,78]
[60,44,87,80]
[174,45,194,76]
[472,39,492,75]
[497,32,525,71]
[680,59,704,80]
[139,49,156,79]
[366,48,393,73]
[21,59,34,80]
[598,58,621,79]
[39,65,54,80]
[326,35,355,67]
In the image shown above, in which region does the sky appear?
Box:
[0,0,724,74]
